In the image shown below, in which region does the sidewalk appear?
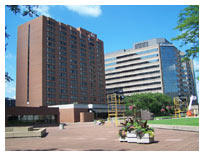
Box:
[149,124,199,132]
[5,122,199,151]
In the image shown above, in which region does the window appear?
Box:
[81,86,88,90]
[59,72,67,77]
[70,45,77,49]
[80,62,87,66]
[80,34,86,39]
[59,46,67,51]
[89,55,94,59]
[46,101,56,105]
[59,25,67,31]
[47,31,55,37]
[81,76,87,81]
[81,97,87,100]
[80,71,87,76]
[59,95,68,99]
[47,37,55,42]
[59,41,66,46]
[70,74,78,79]
[59,62,67,67]
[80,48,86,52]
[70,64,77,69]
[47,59,55,64]
[80,53,86,57]
[71,85,77,89]
[47,47,55,53]
[60,89,68,94]
[59,36,67,41]
[47,81,55,87]
[71,80,78,85]
[80,43,86,48]
[47,42,55,47]
[59,31,67,36]
[59,56,67,61]
[70,40,77,44]
[47,94,56,98]
[70,55,77,59]
[47,70,55,75]
[89,42,94,46]
[81,81,87,86]
[47,88,56,92]
[71,90,78,95]
[59,51,67,56]
[59,83,67,88]
[80,39,86,43]
[70,35,77,40]
[71,96,77,100]
[70,30,77,35]
[70,59,77,64]
[47,76,55,81]
[47,20,55,26]
[47,53,55,58]
[59,67,67,72]
[80,57,86,62]
[89,47,95,50]
[47,26,55,32]
[70,49,77,54]
[59,78,67,83]
[70,70,77,74]
[80,67,87,71]
[47,64,55,69]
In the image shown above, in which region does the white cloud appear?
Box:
[5,52,13,59]
[65,5,102,17]
[5,83,16,94]
[36,5,51,17]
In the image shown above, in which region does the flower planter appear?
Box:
[119,137,127,142]
[127,131,137,137]
[126,133,154,144]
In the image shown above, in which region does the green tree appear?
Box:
[172,5,199,61]
[125,93,173,116]
[5,5,39,82]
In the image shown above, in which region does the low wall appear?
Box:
[80,112,94,122]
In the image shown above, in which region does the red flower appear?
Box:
[129,105,134,110]
[160,108,165,112]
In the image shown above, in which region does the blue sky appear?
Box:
[5,5,199,99]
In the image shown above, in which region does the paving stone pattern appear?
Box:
[5,122,199,151]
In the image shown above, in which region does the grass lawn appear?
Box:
[147,117,199,126]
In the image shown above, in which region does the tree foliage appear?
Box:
[125,93,173,116]
[172,5,199,61]
[6,5,39,17]
[5,5,39,83]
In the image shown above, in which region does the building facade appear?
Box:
[105,38,196,98]
[16,16,106,107]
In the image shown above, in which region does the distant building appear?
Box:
[105,38,196,98]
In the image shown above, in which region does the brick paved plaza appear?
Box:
[5,122,199,151]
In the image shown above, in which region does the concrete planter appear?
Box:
[127,131,137,137]
[119,137,127,142]
[127,133,154,144]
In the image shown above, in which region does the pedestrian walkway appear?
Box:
[5,122,199,151]
[149,124,199,132]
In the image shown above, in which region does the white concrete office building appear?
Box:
[105,38,196,98]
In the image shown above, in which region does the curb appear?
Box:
[149,124,199,132]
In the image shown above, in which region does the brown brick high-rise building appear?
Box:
[16,15,106,107]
